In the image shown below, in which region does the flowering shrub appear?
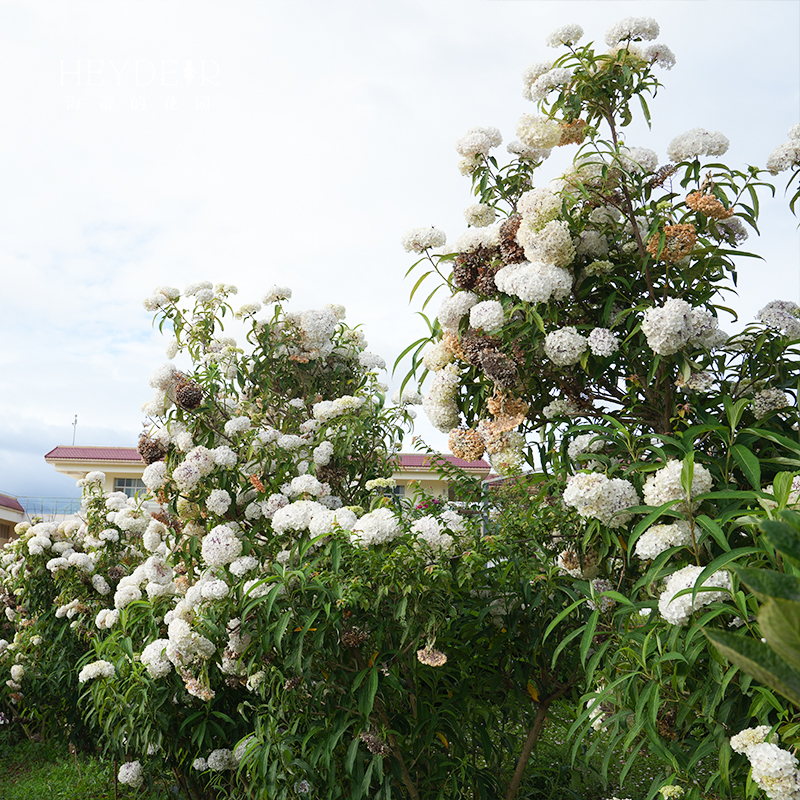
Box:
[0,283,594,800]
[401,15,800,800]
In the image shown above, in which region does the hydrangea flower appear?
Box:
[658,565,731,625]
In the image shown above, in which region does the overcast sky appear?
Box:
[1,0,798,501]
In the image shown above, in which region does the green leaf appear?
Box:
[733,565,800,603]
[731,444,761,490]
[760,598,800,674]
[762,513,800,562]
[580,610,599,666]
[704,629,800,708]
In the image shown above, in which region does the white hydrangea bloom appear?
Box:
[605,16,660,46]
[263,285,292,304]
[206,489,232,516]
[643,459,713,511]
[658,565,731,625]
[545,23,583,48]
[411,516,454,552]
[118,761,144,788]
[78,659,115,683]
[529,67,573,101]
[464,203,496,227]
[351,507,403,546]
[422,341,454,372]
[634,521,693,560]
[641,299,694,355]
[730,726,774,756]
[562,473,640,528]
[667,128,730,162]
[644,43,676,70]
[494,261,572,304]
[521,60,554,101]
[141,639,172,678]
[618,146,659,174]
[453,223,502,253]
[587,328,619,357]
[142,461,168,492]
[516,114,562,150]
[518,187,561,231]
[469,300,505,333]
[224,416,251,436]
[544,327,588,366]
[201,525,242,568]
[567,433,605,462]
[455,126,502,158]
[748,742,800,800]
[753,389,791,419]
[518,219,575,268]
[757,300,800,338]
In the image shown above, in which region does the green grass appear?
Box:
[0,731,175,800]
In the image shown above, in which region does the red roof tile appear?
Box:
[0,494,24,513]
[395,453,491,471]
[45,446,143,463]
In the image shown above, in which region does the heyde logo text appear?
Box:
[60,60,220,87]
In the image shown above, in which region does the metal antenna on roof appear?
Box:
[72,415,77,446]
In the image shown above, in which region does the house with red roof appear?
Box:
[44,446,491,501]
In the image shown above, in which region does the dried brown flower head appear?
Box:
[416,646,448,667]
[646,224,697,263]
[499,214,526,264]
[480,350,518,390]
[137,433,166,465]
[448,428,486,462]
[685,191,734,220]
[558,119,588,147]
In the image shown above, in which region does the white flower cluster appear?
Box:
[411,516,454,552]
[545,23,583,48]
[618,146,659,174]
[658,565,731,625]
[518,187,562,231]
[753,388,791,419]
[464,203,496,227]
[766,123,800,175]
[516,114,562,150]
[140,639,172,679]
[605,16,660,46]
[643,459,713,512]
[641,300,721,356]
[469,300,505,333]
[263,285,291,304]
[400,227,447,254]
[201,525,243,568]
[452,223,502,254]
[78,659,115,683]
[544,327,588,366]
[517,219,575,268]
[634,521,692,560]
[667,128,730,163]
[562,473,640,528]
[438,292,478,331]
[313,395,366,422]
[587,328,619,357]
[351,507,402,546]
[757,300,800,338]
[494,260,572,305]
[118,761,144,788]
[422,364,461,433]
[567,433,605,463]
[528,67,573,102]
[455,126,502,158]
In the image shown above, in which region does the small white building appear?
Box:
[44,445,491,502]
[0,493,25,545]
